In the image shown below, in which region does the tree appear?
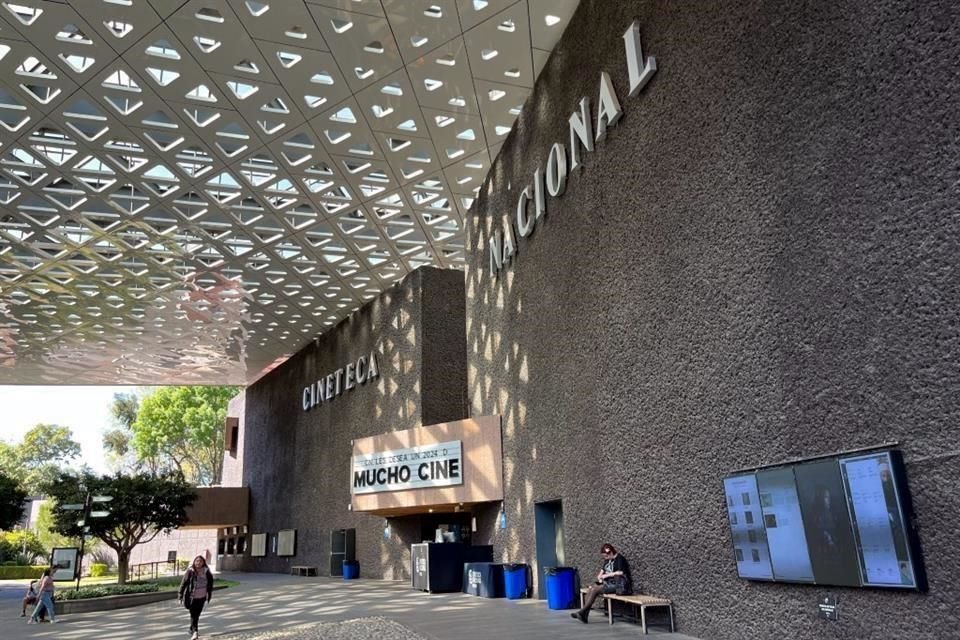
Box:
[45,471,196,584]
[35,501,78,552]
[0,472,26,530]
[0,424,82,495]
[102,392,153,474]
[132,386,239,486]
[0,529,46,564]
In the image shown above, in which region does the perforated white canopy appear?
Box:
[0,0,577,384]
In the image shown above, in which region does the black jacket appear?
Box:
[178,567,214,603]
[603,554,633,594]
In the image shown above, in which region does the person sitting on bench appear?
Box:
[571,543,632,624]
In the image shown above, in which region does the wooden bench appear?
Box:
[580,587,674,634]
[290,565,317,577]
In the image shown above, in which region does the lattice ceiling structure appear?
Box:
[0,0,578,385]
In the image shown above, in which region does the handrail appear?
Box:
[127,559,179,582]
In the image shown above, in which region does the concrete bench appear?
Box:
[580,587,674,634]
[290,566,318,577]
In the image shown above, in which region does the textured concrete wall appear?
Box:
[125,528,219,572]
[238,267,468,579]
[465,1,960,639]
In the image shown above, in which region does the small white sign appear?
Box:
[352,440,463,495]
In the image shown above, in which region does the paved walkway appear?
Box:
[0,573,700,640]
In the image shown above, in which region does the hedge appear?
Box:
[0,565,46,580]
[56,583,160,601]
[90,563,109,577]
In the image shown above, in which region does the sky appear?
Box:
[0,386,134,474]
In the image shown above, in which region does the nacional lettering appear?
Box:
[488,21,658,277]
[301,351,380,412]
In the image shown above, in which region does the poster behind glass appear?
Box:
[50,547,80,581]
[840,452,917,588]
[755,466,814,582]
[723,474,773,580]
[793,459,862,587]
[725,449,924,590]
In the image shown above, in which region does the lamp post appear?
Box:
[61,491,112,591]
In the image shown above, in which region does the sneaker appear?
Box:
[27,619,35,625]
[191,632,199,640]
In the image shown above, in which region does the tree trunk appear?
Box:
[117,549,130,585]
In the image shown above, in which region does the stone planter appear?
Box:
[54,584,226,615]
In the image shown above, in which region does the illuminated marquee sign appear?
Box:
[301,351,380,412]
[351,440,463,495]
[488,21,658,276]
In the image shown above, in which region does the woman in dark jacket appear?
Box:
[178,555,214,640]
[571,543,633,624]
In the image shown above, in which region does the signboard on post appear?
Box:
[51,547,80,581]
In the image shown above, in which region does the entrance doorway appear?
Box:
[534,500,565,598]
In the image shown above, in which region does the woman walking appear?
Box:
[178,555,214,640]
[27,568,56,624]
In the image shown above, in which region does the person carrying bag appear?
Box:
[178,556,214,640]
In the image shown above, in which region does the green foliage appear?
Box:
[102,392,145,474]
[35,501,78,551]
[55,582,160,600]
[0,565,46,579]
[0,472,26,530]
[0,529,46,564]
[111,392,140,429]
[53,577,238,601]
[131,575,182,587]
[88,544,116,570]
[45,471,196,585]
[0,424,82,495]
[90,563,108,577]
[132,386,239,486]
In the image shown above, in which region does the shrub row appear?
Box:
[0,565,46,580]
[56,583,160,601]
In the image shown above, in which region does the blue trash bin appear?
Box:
[544,567,576,609]
[343,560,359,580]
[504,564,528,599]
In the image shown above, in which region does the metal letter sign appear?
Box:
[488,20,658,279]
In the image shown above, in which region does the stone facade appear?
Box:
[235,266,469,579]
[226,2,958,638]
[465,1,959,639]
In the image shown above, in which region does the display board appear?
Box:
[50,547,80,581]
[723,449,924,590]
[250,533,267,557]
[277,529,296,557]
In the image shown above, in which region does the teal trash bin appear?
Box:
[544,567,576,609]
[504,563,528,599]
[343,560,359,580]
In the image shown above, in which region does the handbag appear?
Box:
[182,594,192,609]
[613,574,629,595]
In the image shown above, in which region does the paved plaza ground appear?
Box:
[0,572,698,640]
